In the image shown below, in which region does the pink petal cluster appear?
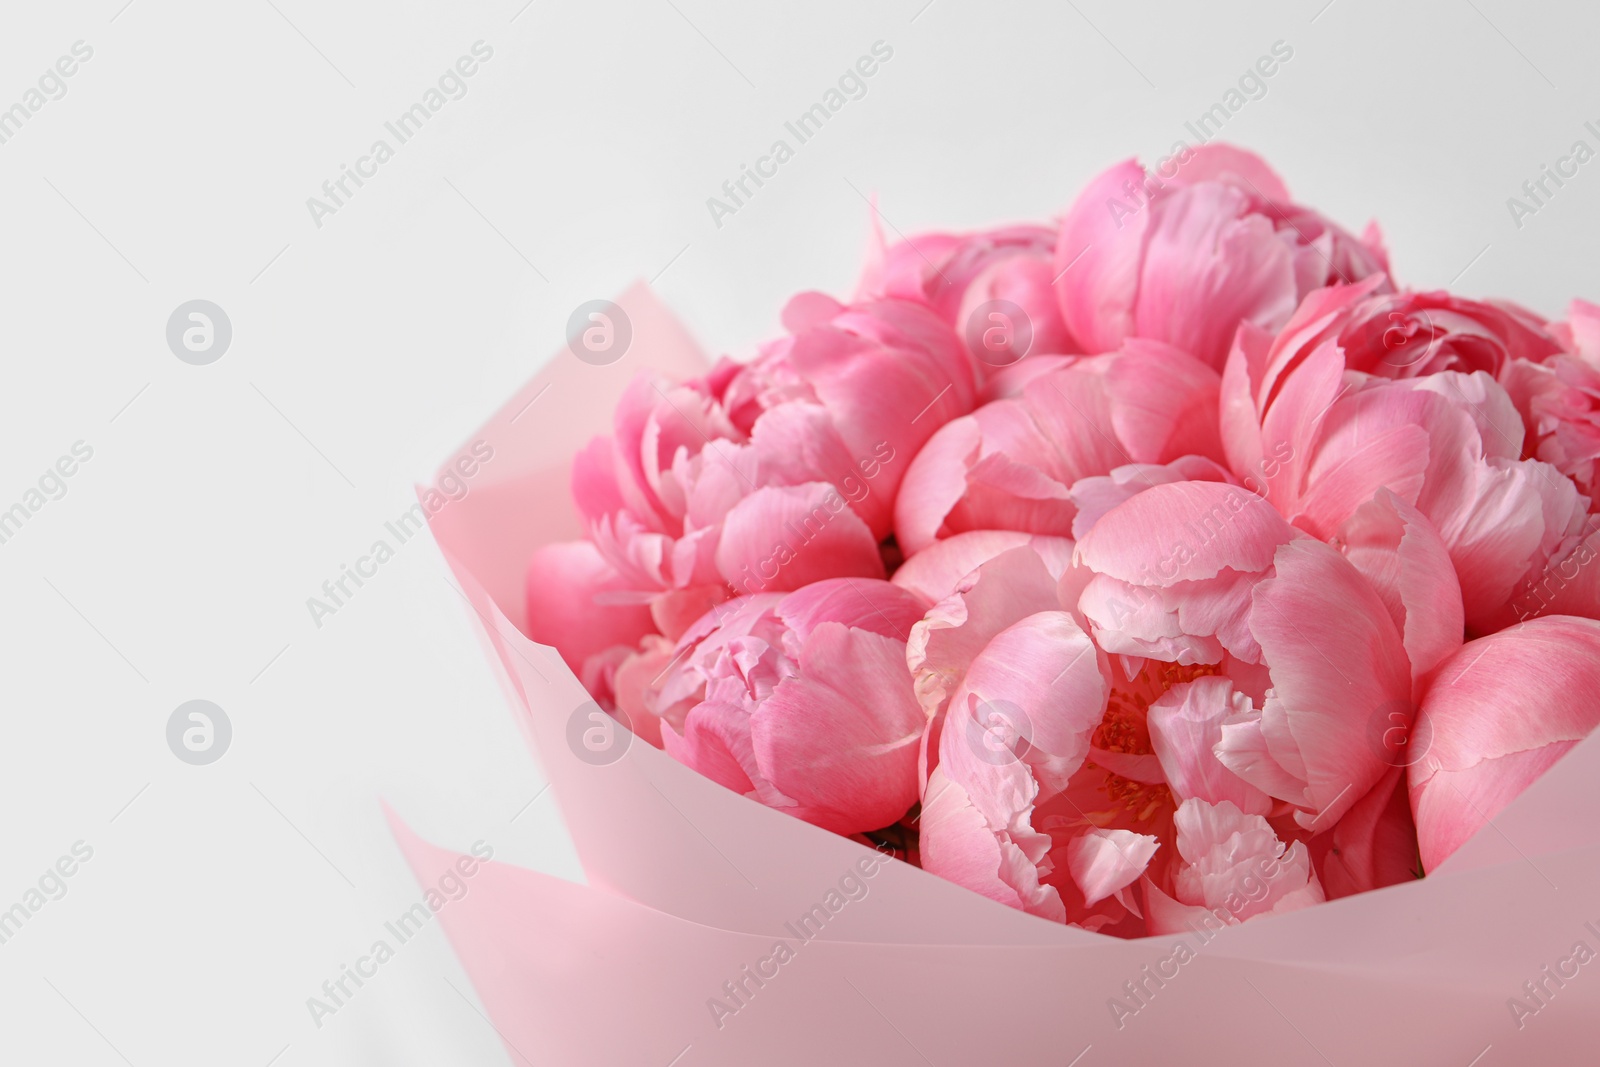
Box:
[529,143,1600,937]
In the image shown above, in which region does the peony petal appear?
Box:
[1409,616,1600,870]
[1076,480,1296,586]
[1067,829,1160,906]
[1147,677,1272,814]
[1133,182,1298,369]
[661,700,760,798]
[920,766,1065,921]
[752,624,925,834]
[1054,159,1151,355]
[893,530,1074,604]
[715,482,885,594]
[1103,340,1226,463]
[894,415,984,554]
[775,577,926,645]
[1313,765,1419,899]
[525,540,657,674]
[1337,489,1464,687]
[1242,539,1412,828]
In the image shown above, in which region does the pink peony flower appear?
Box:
[1221,281,1587,635]
[644,577,930,836]
[1054,143,1390,370]
[1320,287,1562,380]
[855,222,1077,372]
[914,481,1416,933]
[1409,615,1600,871]
[542,295,979,662]
[893,341,1227,554]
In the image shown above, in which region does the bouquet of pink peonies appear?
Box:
[400,144,1600,1065]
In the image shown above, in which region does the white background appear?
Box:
[1,0,1596,1063]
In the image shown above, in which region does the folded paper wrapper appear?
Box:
[403,282,1600,1066]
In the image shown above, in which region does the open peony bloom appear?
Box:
[915,479,1416,934]
[893,341,1227,554]
[1054,143,1389,369]
[1221,279,1588,635]
[855,222,1076,372]
[1409,616,1600,871]
[1074,481,1415,831]
[644,577,930,836]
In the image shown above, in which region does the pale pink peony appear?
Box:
[1054,143,1389,370]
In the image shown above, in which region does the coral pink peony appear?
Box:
[893,342,1226,554]
[541,295,979,664]
[1054,143,1389,369]
[644,577,930,836]
[913,479,1415,934]
[855,222,1076,371]
[1221,281,1587,635]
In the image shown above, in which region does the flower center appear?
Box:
[1085,660,1219,825]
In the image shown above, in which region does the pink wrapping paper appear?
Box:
[403,282,1600,1065]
